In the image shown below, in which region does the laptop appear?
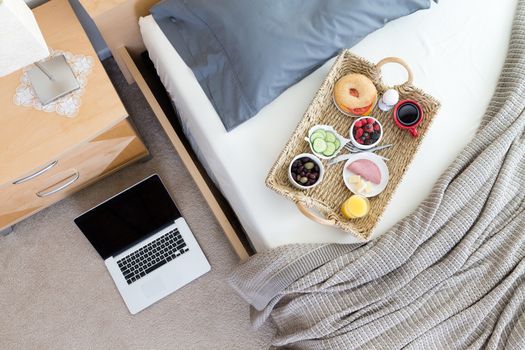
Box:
[74,174,210,314]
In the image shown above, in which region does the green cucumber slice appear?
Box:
[323,142,337,156]
[314,129,326,138]
[334,138,341,150]
[325,131,336,143]
[310,131,325,142]
[312,138,327,153]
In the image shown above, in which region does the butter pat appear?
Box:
[355,179,367,193]
[349,175,372,195]
[348,175,361,184]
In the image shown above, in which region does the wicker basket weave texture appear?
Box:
[265,50,440,240]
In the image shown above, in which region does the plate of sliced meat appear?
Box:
[342,153,389,197]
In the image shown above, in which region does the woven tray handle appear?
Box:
[296,202,337,226]
[376,57,413,86]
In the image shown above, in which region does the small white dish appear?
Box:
[342,153,389,197]
[288,153,325,190]
[305,124,348,160]
[349,117,383,150]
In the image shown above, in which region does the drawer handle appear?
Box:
[13,160,59,185]
[36,171,80,198]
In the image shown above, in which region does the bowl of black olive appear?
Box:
[288,153,325,190]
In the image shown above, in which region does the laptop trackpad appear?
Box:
[141,277,166,298]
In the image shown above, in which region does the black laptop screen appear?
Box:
[74,175,181,259]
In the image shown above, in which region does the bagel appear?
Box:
[334,73,377,116]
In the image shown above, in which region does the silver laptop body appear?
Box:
[75,175,210,314]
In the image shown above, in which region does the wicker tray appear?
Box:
[265,50,440,240]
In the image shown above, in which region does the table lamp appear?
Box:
[0,0,79,105]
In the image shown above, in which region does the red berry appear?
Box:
[354,120,362,128]
[356,138,364,144]
[374,124,380,131]
[367,118,374,124]
[355,128,364,138]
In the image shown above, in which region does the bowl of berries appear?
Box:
[288,153,325,190]
[349,117,383,150]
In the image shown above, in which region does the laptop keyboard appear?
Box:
[117,228,189,285]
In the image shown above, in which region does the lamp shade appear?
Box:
[0,0,50,77]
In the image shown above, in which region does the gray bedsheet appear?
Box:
[229,1,525,348]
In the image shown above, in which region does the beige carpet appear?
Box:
[0,59,273,350]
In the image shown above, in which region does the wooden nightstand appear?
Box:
[0,0,149,233]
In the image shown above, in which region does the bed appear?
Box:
[135,0,516,253]
[93,0,517,256]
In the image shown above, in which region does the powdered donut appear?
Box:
[334,73,377,116]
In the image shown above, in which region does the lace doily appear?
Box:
[13,49,94,118]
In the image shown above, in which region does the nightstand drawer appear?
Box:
[0,120,147,229]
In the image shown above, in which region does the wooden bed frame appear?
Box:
[79,0,250,260]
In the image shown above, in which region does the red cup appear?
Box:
[393,100,423,137]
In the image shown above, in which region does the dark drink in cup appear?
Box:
[393,100,423,137]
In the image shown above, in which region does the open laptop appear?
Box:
[74,174,210,314]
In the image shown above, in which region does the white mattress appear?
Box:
[139,0,517,252]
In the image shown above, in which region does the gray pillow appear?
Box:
[151,0,432,131]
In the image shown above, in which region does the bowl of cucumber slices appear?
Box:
[306,125,347,159]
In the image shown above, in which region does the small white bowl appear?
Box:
[288,153,325,190]
[349,117,383,150]
[305,125,348,160]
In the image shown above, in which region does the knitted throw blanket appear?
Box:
[229,2,525,349]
